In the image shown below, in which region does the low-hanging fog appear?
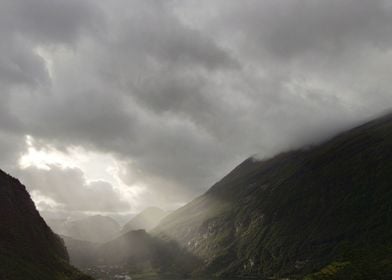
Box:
[1,0,392,222]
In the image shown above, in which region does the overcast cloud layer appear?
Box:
[1,0,392,218]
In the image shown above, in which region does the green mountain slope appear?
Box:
[154,113,392,279]
[0,170,93,280]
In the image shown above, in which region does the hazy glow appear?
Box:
[18,135,148,214]
[31,190,62,210]
[19,135,125,185]
[19,136,78,170]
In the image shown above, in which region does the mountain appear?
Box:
[121,207,167,234]
[49,215,121,243]
[0,170,92,280]
[154,112,392,279]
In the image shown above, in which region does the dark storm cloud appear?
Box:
[0,0,101,45]
[1,0,392,214]
[7,0,239,199]
[0,0,101,93]
[0,40,48,89]
[0,0,101,128]
[200,0,392,59]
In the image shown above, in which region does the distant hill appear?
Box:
[121,207,167,234]
[154,112,392,279]
[0,170,92,280]
[48,215,121,243]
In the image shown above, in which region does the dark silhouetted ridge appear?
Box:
[0,170,93,280]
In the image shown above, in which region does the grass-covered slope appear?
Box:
[0,170,93,280]
[154,113,392,278]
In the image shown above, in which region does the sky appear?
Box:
[1,0,392,220]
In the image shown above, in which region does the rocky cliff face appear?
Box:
[0,169,92,280]
[154,113,392,278]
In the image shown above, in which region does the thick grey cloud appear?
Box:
[213,0,392,59]
[0,0,103,143]
[1,0,392,216]
[0,0,101,45]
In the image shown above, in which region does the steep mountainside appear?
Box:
[154,113,392,279]
[49,215,120,243]
[121,207,167,234]
[0,170,92,280]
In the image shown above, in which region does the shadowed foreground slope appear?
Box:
[154,113,392,279]
[0,170,93,280]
